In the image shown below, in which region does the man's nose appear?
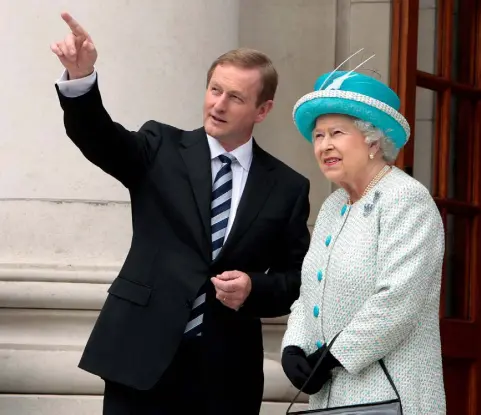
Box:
[213,94,228,111]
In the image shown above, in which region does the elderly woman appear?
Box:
[281,70,446,414]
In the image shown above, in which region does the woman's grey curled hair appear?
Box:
[353,119,399,163]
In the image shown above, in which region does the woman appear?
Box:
[281,69,446,414]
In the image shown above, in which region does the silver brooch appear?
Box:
[363,191,381,217]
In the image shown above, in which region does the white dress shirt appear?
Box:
[56,69,253,241]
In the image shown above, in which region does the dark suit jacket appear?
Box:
[56,79,310,413]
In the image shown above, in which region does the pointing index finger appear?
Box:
[61,12,90,39]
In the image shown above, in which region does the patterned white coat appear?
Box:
[282,167,446,414]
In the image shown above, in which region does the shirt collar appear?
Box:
[206,134,253,172]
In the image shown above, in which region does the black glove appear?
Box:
[281,346,312,392]
[306,344,342,370]
[282,345,336,395]
[303,345,342,393]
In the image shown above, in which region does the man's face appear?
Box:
[203,64,273,148]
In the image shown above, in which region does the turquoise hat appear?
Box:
[293,70,410,149]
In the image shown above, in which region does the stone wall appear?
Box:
[0,1,393,413]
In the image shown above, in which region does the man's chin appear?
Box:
[204,124,226,140]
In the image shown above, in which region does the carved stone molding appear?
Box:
[0,264,307,408]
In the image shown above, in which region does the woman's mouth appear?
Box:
[324,157,341,166]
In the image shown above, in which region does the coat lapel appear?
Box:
[215,141,276,262]
[178,128,212,256]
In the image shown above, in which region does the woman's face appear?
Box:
[313,114,375,186]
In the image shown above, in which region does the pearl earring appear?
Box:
[369,153,374,160]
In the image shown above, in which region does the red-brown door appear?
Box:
[391,1,481,413]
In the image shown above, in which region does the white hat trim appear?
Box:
[292,90,411,138]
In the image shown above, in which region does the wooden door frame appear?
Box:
[389,0,419,174]
[390,0,481,414]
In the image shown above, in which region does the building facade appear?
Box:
[3,1,480,414]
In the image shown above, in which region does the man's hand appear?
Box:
[50,12,97,80]
[211,271,252,311]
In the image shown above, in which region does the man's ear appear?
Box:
[255,100,274,123]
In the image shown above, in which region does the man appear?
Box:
[51,12,310,415]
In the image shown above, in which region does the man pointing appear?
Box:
[51,12,310,415]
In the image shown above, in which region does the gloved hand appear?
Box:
[303,344,342,393]
[281,346,312,391]
[282,345,335,395]
[306,344,342,370]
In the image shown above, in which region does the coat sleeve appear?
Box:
[281,298,309,353]
[330,185,445,374]
[241,179,310,318]
[280,201,329,353]
[56,77,163,188]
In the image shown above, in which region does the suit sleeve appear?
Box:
[330,185,445,374]
[241,179,310,318]
[55,77,162,188]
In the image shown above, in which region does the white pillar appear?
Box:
[239,0,338,228]
[0,0,380,412]
[0,1,239,413]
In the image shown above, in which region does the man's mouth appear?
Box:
[211,115,226,123]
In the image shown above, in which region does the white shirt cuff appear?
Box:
[56,69,97,98]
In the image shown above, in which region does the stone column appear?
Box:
[0,1,239,413]
[239,1,337,412]
[0,0,389,413]
[240,0,338,226]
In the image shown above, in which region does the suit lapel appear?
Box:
[215,141,276,262]
[179,128,212,256]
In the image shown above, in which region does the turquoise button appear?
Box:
[313,305,319,318]
[341,204,347,216]
[317,270,323,282]
[325,235,332,247]
[316,340,323,349]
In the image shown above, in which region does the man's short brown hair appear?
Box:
[206,47,278,107]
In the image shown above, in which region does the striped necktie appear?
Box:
[184,153,235,338]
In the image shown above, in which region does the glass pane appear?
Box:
[417,0,438,74]
[448,95,474,201]
[452,0,475,83]
[413,87,436,191]
[444,213,470,319]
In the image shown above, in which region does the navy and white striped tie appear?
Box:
[184,153,234,338]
